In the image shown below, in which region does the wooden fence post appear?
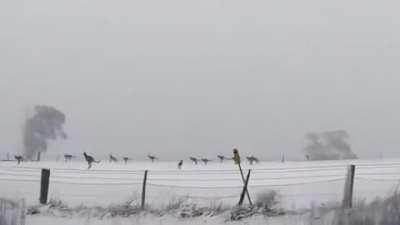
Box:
[238,164,253,205]
[141,170,148,210]
[39,169,50,204]
[342,165,355,208]
[238,169,251,206]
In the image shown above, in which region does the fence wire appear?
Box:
[1,161,400,209]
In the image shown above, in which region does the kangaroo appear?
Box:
[217,155,225,163]
[148,155,157,163]
[83,152,100,169]
[201,158,211,165]
[189,157,198,165]
[123,157,131,164]
[178,160,183,169]
[14,155,23,164]
[246,156,259,165]
[64,154,76,162]
[109,154,118,163]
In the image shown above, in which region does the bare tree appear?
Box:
[23,105,67,161]
[303,130,357,160]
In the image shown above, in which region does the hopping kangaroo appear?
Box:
[217,155,225,163]
[246,156,259,165]
[189,157,198,165]
[83,152,100,169]
[14,155,23,164]
[147,155,157,163]
[64,154,75,162]
[201,158,212,165]
[123,157,131,164]
[109,154,118,163]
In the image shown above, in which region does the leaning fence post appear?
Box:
[342,165,355,208]
[39,168,50,204]
[238,169,251,206]
[141,170,148,210]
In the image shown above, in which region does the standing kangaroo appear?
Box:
[178,160,183,169]
[83,152,100,169]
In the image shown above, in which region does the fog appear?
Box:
[1,0,400,160]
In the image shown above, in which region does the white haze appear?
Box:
[1,0,400,160]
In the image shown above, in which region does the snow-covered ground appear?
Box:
[1,159,400,224]
[27,213,316,225]
[1,159,399,208]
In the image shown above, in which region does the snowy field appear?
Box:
[27,213,315,225]
[1,159,400,211]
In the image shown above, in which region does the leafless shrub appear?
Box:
[230,206,258,221]
[231,190,284,221]
[329,194,400,225]
[107,200,141,217]
[255,190,279,210]
[379,194,400,225]
[207,201,229,216]
[163,196,188,212]
[0,198,25,225]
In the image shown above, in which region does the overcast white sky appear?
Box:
[1,0,400,160]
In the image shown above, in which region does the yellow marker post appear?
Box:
[233,148,252,205]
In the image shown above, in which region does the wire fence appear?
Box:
[0,162,400,209]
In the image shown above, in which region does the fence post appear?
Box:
[342,165,355,208]
[39,169,50,204]
[238,164,253,205]
[141,170,148,210]
[238,169,251,206]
